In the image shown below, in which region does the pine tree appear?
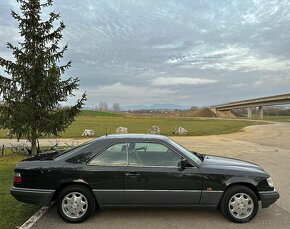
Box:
[0,0,86,155]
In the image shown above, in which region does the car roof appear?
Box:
[98,133,169,141]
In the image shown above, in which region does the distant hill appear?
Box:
[180,108,218,117]
[121,104,190,111]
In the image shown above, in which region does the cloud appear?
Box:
[166,45,290,72]
[1,0,290,106]
[241,0,290,25]
[202,48,290,72]
[151,77,218,86]
[85,82,176,104]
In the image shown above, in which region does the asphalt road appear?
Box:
[31,122,290,229]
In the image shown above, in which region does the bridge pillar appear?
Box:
[247,107,252,119]
[258,106,263,119]
[211,108,217,114]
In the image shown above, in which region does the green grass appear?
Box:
[263,115,290,122]
[59,116,261,138]
[236,114,290,122]
[78,110,124,117]
[0,111,262,138]
[0,155,39,229]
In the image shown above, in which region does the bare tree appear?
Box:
[112,103,121,112]
[99,102,108,111]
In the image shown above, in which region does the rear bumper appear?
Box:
[11,187,55,205]
[259,190,280,208]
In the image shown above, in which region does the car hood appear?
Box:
[201,155,265,172]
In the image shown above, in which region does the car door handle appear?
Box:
[125,172,140,177]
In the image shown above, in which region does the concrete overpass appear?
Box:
[211,93,290,119]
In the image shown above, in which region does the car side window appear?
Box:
[89,143,127,166]
[128,142,182,167]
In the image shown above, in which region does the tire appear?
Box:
[220,185,259,223]
[57,185,96,223]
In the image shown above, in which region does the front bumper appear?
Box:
[259,190,280,208]
[11,187,55,205]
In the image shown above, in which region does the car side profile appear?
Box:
[11,134,279,223]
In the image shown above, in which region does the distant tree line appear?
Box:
[96,102,121,112]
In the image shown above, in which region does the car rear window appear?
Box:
[53,140,95,160]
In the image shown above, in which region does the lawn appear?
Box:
[0,110,263,138]
[59,116,261,138]
[263,115,290,122]
[0,154,39,229]
[78,110,124,117]
[61,110,263,138]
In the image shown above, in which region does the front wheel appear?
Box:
[57,185,96,223]
[220,185,259,223]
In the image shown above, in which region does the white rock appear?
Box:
[116,127,128,134]
[173,127,188,135]
[147,126,160,134]
[82,129,95,136]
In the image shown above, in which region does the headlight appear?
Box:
[267,177,274,187]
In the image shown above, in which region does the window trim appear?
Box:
[168,139,201,165]
[87,140,196,169]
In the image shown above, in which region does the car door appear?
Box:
[124,141,202,205]
[85,142,127,206]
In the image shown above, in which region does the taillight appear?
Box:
[13,172,22,184]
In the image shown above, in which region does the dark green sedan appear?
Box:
[11,134,279,223]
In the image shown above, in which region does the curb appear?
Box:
[18,205,50,229]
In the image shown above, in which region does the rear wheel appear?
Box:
[57,185,96,223]
[220,185,258,223]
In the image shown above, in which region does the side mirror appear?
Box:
[178,159,187,171]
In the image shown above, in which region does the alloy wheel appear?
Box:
[228,192,254,219]
[61,192,88,219]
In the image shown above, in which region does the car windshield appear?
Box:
[53,139,95,160]
[168,139,202,165]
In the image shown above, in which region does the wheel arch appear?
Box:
[222,182,261,201]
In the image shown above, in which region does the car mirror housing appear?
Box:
[178,159,187,171]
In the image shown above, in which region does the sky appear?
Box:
[1,0,290,108]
